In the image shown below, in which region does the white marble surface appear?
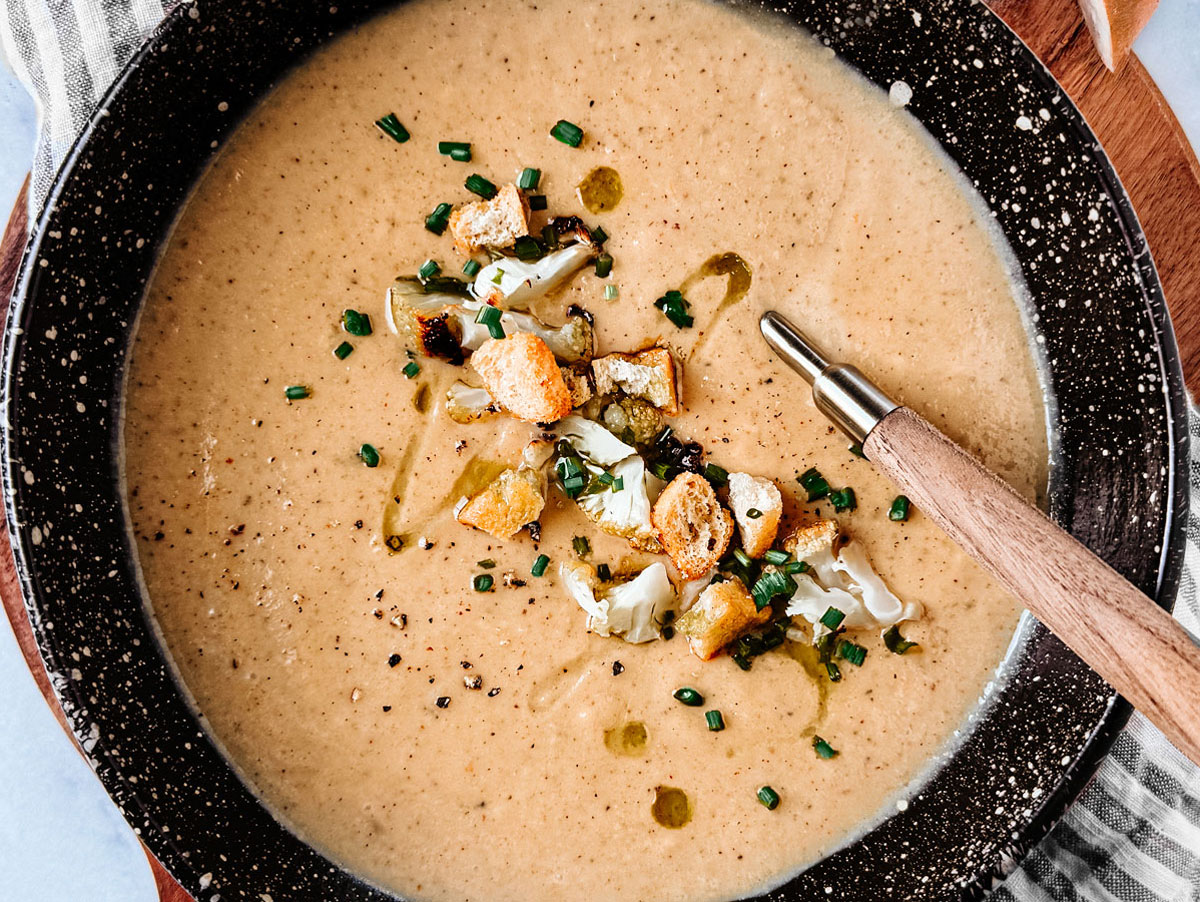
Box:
[1,3,1198,900]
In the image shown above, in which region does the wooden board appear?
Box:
[1,0,1197,897]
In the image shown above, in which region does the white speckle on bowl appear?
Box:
[1015,115,1033,131]
[889,80,913,107]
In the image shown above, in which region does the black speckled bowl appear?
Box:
[1,0,1188,900]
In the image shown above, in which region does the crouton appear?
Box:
[560,364,593,409]
[782,518,840,560]
[448,184,531,254]
[651,472,734,579]
[727,473,783,559]
[456,467,545,539]
[470,332,573,423]
[675,578,772,660]
[591,346,680,415]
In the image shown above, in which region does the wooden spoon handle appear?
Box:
[863,406,1200,765]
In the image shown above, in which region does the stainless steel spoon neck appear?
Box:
[760,311,899,444]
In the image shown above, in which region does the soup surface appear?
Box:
[123,0,1048,899]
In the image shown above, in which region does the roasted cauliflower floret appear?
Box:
[601,397,663,446]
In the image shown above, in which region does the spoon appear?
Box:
[760,310,1200,766]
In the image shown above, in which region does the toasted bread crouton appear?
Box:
[727,473,783,559]
[470,332,573,423]
[782,518,840,560]
[591,346,680,415]
[456,467,545,539]
[651,472,734,579]
[676,578,772,660]
[560,365,593,409]
[448,184,530,254]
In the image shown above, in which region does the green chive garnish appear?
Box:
[654,289,693,328]
[837,639,867,667]
[596,563,611,582]
[598,471,615,486]
[813,736,838,759]
[799,467,831,501]
[418,259,441,281]
[491,269,505,285]
[703,463,729,485]
[611,476,624,492]
[531,554,550,577]
[849,443,866,459]
[751,569,795,610]
[477,558,496,569]
[594,253,613,278]
[757,786,780,810]
[592,226,609,245]
[358,443,380,467]
[402,361,420,379]
[604,284,619,300]
[705,710,725,732]
[425,202,452,235]
[529,194,548,211]
[518,167,541,189]
[463,259,482,277]
[672,687,704,707]
[473,573,494,592]
[763,549,790,565]
[285,385,311,400]
[819,607,845,630]
[572,535,591,557]
[889,495,911,522]
[343,309,372,336]
[333,341,354,360]
[375,113,410,143]
[474,304,505,340]
[465,174,498,199]
[438,141,471,161]
[829,487,857,512]
[746,508,763,519]
[732,653,752,671]
[733,548,753,568]
[550,119,584,147]
[884,625,917,655]
[826,661,842,682]
[514,235,543,262]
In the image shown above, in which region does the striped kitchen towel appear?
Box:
[1,1,1198,900]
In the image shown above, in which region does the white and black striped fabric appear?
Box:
[1,2,1198,899]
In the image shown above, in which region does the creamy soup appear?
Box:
[123,0,1048,899]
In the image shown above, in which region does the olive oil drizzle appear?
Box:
[679,252,752,360]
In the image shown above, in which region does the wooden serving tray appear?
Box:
[1,0,1197,898]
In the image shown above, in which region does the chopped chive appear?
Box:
[591,226,609,245]
[402,361,420,379]
[477,558,496,569]
[540,223,560,250]
[746,508,763,519]
[732,652,752,671]
[703,463,729,486]
[437,141,471,160]
[491,269,505,285]
[572,535,591,557]
[514,235,543,262]
[604,284,619,300]
[705,710,726,732]
[611,476,624,492]
[889,495,911,522]
[784,560,810,575]
[562,473,586,495]
[849,443,866,459]
[650,461,674,481]
[884,625,918,655]
[284,385,311,400]
[825,661,842,682]
[473,573,494,592]
[799,467,831,501]
[763,549,790,565]
[596,563,612,581]
[462,259,482,277]
[550,119,584,147]
[518,167,541,190]
[465,174,498,199]
[751,569,795,611]
[594,253,613,278]
[531,554,550,577]
[425,201,453,235]
[733,548,753,568]
[598,471,615,486]
[333,341,354,360]
[672,687,704,707]
[819,606,845,630]
[837,639,867,667]
[357,444,381,468]
[813,736,838,759]
[829,487,857,513]
[756,786,780,810]
[418,259,441,281]
[529,194,548,211]
[343,309,373,336]
[475,305,505,340]
[654,289,693,328]
[375,112,410,143]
